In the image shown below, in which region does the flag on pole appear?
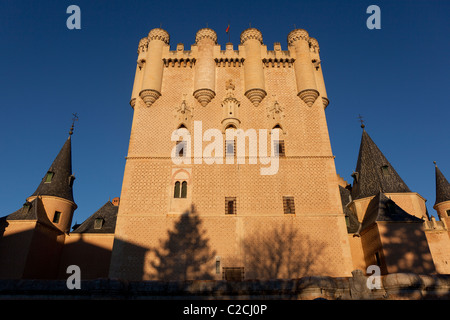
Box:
[226,24,230,33]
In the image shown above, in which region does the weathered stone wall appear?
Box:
[1,272,450,300]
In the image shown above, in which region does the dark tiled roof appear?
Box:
[434,164,450,206]
[6,199,39,221]
[360,192,423,232]
[30,137,75,203]
[339,186,360,233]
[351,130,411,200]
[72,201,118,234]
[6,197,63,233]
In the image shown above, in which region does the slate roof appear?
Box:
[30,136,75,203]
[360,192,423,232]
[339,186,360,234]
[5,197,63,233]
[6,199,39,221]
[434,164,450,206]
[351,129,411,200]
[72,201,118,234]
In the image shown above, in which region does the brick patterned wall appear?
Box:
[425,230,450,274]
[110,45,354,280]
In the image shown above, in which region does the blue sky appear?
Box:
[0,0,449,225]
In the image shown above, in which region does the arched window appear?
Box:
[174,181,187,198]
[175,124,189,158]
[225,125,236,157]
[176,140,185,157]
[272,126,285,156]
[181,181,187,198]
[174,181,181,198]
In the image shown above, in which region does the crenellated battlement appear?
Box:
[130,27,328,108]
[134,27,324,58]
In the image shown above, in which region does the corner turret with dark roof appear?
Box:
[434,162,450,207]
[351,127,411,200]
[29,136,76,203]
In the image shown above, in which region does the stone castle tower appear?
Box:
[109,27,355,280]
[3,26,450,285]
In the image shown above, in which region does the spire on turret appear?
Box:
[69,113,78,136]
[434,162,450,206]
[29,119,77,203]
[351,129,411,200]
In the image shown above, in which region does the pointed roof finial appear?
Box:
[69,113,79,136]
[351,128,411,200]
[357,114,365,129]
[434,162,450,206]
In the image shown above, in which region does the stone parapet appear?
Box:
[1,272,450,300]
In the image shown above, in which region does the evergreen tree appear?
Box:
[151,205,216,281]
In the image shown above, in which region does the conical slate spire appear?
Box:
[351,129,411,200]
[434,162,450,206]
[30,136,75,203]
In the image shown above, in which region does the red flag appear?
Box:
[226,25,230,33]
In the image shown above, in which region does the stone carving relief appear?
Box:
[174,95,193,129]
[221,80,241,130]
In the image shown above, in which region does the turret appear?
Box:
[308,37,329,108]
[240,28,267,107]
[129,37,149,108]
[193,28,217,107]
[27,133,77,233]
[433,162,450,220]
[139,28,170,107]
[287,29,319,107]
[351,127,411,201]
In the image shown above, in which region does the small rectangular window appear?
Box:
[94,218,104,230]
[345,215,350,227]
[381,165,389,176]
[215,257,221,275]
[351,171,359,183]
[45,172,54,183]
[53,211,61,223]
[446,209,450,217]
[68,175,75,187]
[283,196,295,214]
[225,140,235,157]
[225,197,237,215]
[274,140,285,157]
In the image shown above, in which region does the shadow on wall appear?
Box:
[58,234,115,280]
[0,221,65,280]
[243,222,329,279]
[147,205,217,281]
[375,222,436,275]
